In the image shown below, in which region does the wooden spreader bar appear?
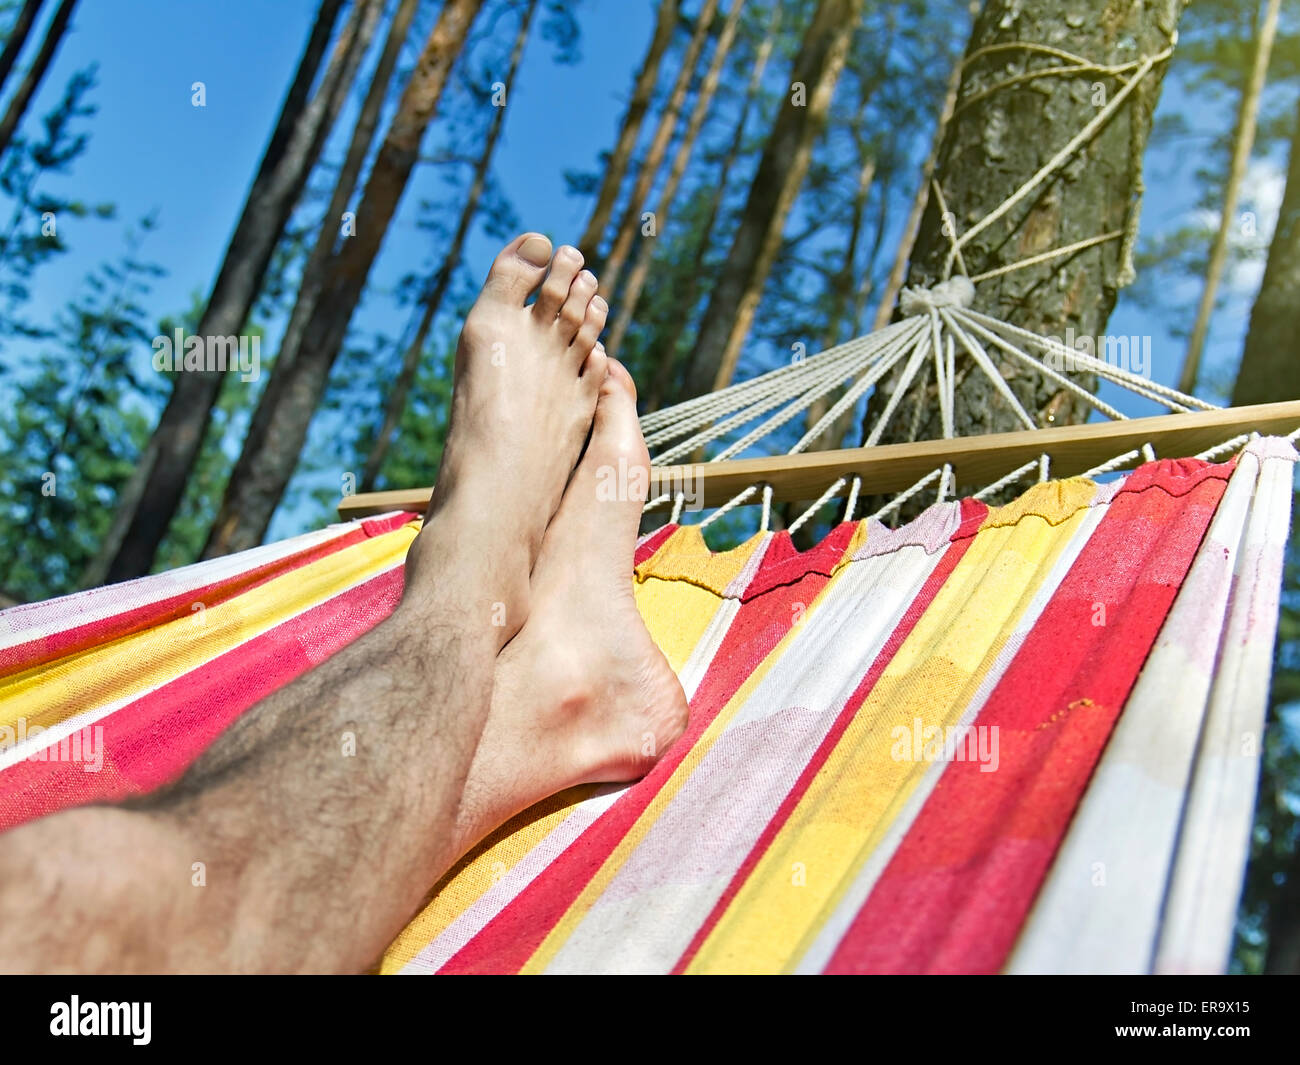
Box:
[338,401,1300,519]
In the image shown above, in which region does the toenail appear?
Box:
[592,295,607,311]
[518,235,551,265]
[559,245,582,262]
[579,270,598,287]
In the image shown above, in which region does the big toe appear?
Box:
[482,232,553,306]
[590,359,648,472]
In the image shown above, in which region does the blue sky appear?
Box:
[4,0,1295,539]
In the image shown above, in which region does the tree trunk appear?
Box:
[358,0,537,493]
[577,0,678,260]
[604,0,743,357]
[202,0,485,558]
[82,0,370,586]
[683,0,862,399]
[1179,0,1282,396]
[600,0,721,298]
[1232,92,1300,406]
[0,0,44,99]
[860,0,1183,463]
[0,0,75,159]
[644,0,781,412]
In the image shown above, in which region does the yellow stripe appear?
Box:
[520,534,858,974]
[0,523,419,733]
[685,494,1093,973]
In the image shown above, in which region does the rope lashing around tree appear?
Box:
[637,33,1207,535]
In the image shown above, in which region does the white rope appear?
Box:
[788,477,847,536]
[698,483,758,528]
[863,328,934,446]
[870,467,944,521]
[790,319,927,454]
[951,311,1128,421]
[1080,448,1143,479]
[843,476,861,522]
[962,309,1216,412]
[759,484,773,532]
[939,308,1039,431]
[972,458,1040,501]
[670,492,685,524]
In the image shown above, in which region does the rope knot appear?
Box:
[899,276,975,317]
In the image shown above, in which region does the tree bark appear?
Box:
[604,0,743,357]
[1232,92,1300,406]
[577,0,678,260]
[82,0,370,586]
[683,0,862,399]
[600,0,721,298]
[358,0,537,493]
[860,0,1183,462]
[202,0,485,558]
[1179,0,1282,396]
[0,0,44,99]
[644,0,781,412]
[0,0,75,159]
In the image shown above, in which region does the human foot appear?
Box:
[403,233,609,641]
[452,360,690,852]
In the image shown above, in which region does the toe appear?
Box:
[483,233,552,305]
[592,358,646,465]
[581,340,609,383]
[555,269,599,344]
[533,245,584,321]
[573,294,608,355]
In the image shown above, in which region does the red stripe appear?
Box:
[0,566,404,830]
[824,465,1228,973]
[439,522,865,974]
[634,524,678,566]
[0,513,415,679]
[670,498,988,972]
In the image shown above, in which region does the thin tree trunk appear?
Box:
[0,0,44,98]
[683,0,862,398]
[264,0,416,391]
[601,0,722,298]
[605,0,743,357]
[1179,0,1282,396]
[1232,92,1300,406]
[82,0,374,587]
[577,0,678,260]
[644,0,780,412]
[202,0,485,558]
[860,0,1184,466]
[359,0,537,493]
[870,0,975,331]
[0,0,75,159]
[201,0,418,556]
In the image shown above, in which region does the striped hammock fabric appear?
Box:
[0,436,1293,974]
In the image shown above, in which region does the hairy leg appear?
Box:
[0,234,610,974]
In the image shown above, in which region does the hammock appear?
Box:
[1,435,1292,973]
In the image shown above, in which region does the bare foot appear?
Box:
[404,233,608,641]
[453,360,690,851]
